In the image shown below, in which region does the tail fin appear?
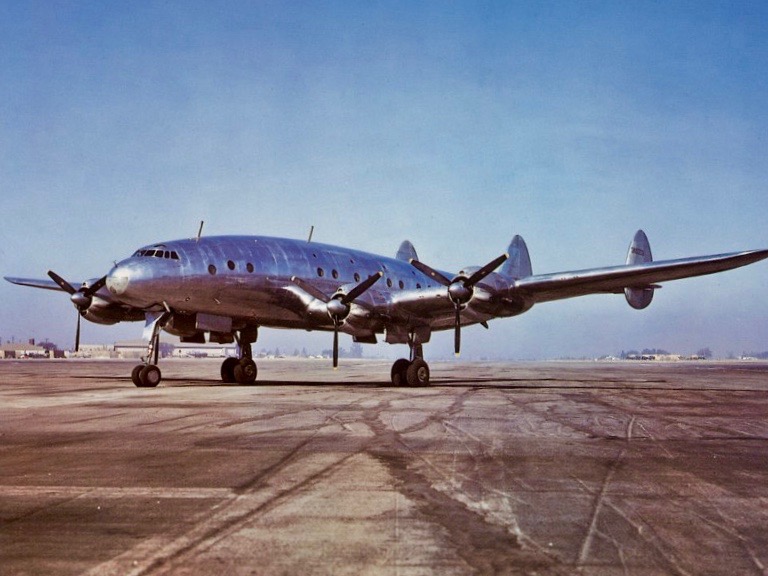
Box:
[625,229,655,309]
[396,240,418,262]
[626,229,653,265]
[500,235,532,279]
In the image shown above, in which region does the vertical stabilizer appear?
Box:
[626,229,652,265]
[625,229,655,309]
[500,235,532,279]
[396,240,418,262]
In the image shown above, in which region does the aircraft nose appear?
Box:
[106,267,131,296]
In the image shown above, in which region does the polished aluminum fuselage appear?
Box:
[105,236,526,343]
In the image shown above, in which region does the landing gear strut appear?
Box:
[131,312,169,388]
[220,328,258,385]
[391,343,430,387]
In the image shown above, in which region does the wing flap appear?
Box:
[513,249,768,303]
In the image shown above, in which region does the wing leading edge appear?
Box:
[3,276,65,292]
[512,249,768,304]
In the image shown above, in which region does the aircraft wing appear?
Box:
[3,276,66,292]
[512,249,768,303]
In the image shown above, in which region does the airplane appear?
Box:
[5,229,768,388]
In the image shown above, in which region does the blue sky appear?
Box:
[2,1,767,359]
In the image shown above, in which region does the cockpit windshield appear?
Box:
[132,248,180,260]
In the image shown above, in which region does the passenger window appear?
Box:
[398,280,404,289]
[332,269,338,279]
[227,260,235,270]
[354,273,360,282]
[317,268,324,277]
[416,283,422,289]
[208,265,217,275]
[246,262,254,273]
[386,278,393,288]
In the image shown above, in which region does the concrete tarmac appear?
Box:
[1,358,768,575]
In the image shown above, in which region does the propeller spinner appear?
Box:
[410,253,508,356]
[47,271,107,352]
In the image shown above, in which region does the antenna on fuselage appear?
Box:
[196,221,205,242]
[307,225,314,243]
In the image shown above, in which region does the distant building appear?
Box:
[0,343,49,359]
[69,344,117,359]
[113,340,236,359]
[170,342,237,358]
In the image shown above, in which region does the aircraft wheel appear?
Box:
[131,365,144,387]
[234,358,258,385]
[220,357,239,383]
[390,359,410,386]
[406,358,430,387]
[139,365,162,388]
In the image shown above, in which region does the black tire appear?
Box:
[234,358,258,385]
[390,359,410,386]
[139,365,162,388]
[131,365,144,387]
[406,358,430,387]
[220,357,239,383]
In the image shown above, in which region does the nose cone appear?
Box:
[106,266,131,296]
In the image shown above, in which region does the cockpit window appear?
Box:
[132,248,180,260]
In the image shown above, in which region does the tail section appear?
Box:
[625,229,655,309]
[500,235,532,279]
[396,240,418,262]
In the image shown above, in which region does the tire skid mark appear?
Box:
[364,394,570,575]
[87,396,375,575]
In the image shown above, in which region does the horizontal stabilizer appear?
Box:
[513,249,768,304]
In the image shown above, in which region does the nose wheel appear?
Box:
[131,313,169,388]
[132,364,162,388]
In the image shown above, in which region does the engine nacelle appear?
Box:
[82,297,142,325]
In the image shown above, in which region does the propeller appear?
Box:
[292,272,383,368]
[410,253,508,356]
[47,271,107,352]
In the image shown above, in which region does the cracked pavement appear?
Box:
[1,359,768,575]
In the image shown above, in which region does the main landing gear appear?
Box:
[220,330,258,385]
[390,344,430,387]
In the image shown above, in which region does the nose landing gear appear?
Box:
[131,312,169,388]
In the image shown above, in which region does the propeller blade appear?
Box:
[84,276,107,297]
[47,270,77,295]
[290,276,330,303]
[465,253,509,287]
[75,313,81,353]
[409,260,452,286]
[454,304,461,356]
[341,272,383,304]
[332,322,339,369]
